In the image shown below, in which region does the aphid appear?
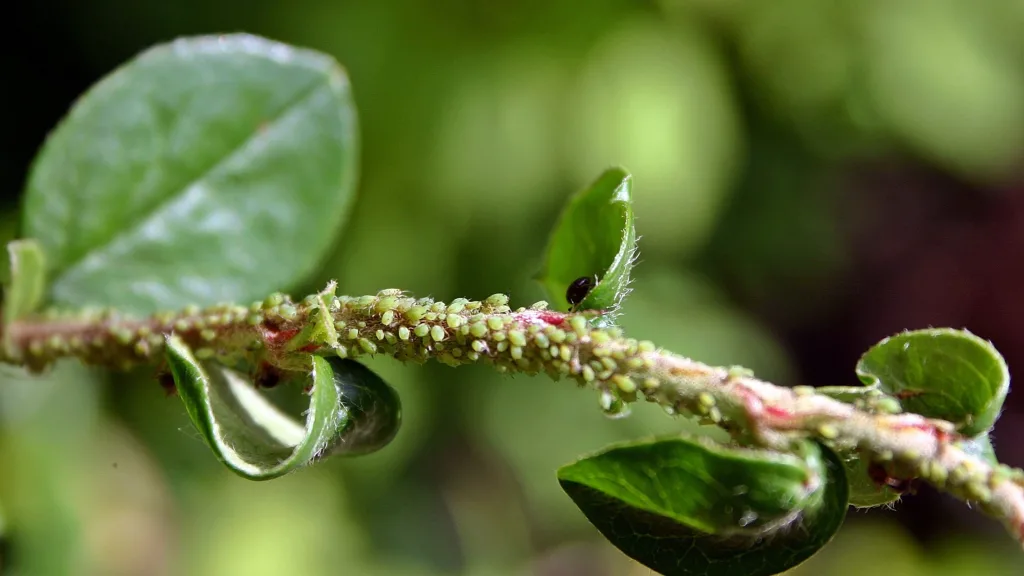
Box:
[566,275,598,310]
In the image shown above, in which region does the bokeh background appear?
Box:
[3,0,1024,574]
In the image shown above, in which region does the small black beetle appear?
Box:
[566,275,597,308]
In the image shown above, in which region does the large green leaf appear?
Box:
[559,437,848,576]
[164,336,400,480]
[856,329,1009,437]
[23,34,359,315]
[537,168,636,314]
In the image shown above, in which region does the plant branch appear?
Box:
[3,284,1023,545]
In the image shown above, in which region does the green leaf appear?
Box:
[558,437,849,576]
[956,433,997,465]
[284,282,342,354]
[164,336,400,480]
[2,240,46,325]
[842,455,902,509]
[856,328,1010,436]
[23,34,359,315]
[537,168,636,315]
[2,240,47,360]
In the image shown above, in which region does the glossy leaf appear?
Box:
[537,168,636,314]
[559,437,849,576]
[856,329,1009,436]
[23,34,359,315]
[164,336,400,480]
[2,240,46,325]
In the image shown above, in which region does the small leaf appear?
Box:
[537,168,636,314]
[2,240,46,325]
[285,282,342,354]
[558,437,849,576]
[165,336,400,480]
[856,328,1010,436]
[2,240,48,361]
[842,455,902,508]
[956,433,997,465]
[23,34,359,315]
[815,385,880,404]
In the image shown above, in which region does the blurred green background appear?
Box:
[3,0,1024,574]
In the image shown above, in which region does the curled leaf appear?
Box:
[856,328,1010,437]
[324,358,402,457]
[537,168,636,316]
[558,437,848,576]
[165,335,400,480]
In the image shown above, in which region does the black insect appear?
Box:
[156,371,178,397]
[254,362,283,389]
[866,462,917,494]
[566,275,597,309]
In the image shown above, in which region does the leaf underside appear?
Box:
[558,437,849,576]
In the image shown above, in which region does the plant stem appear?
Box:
[3,284,1024,545]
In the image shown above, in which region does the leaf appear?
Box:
[284,282,342,354]
[856,328,1010,437]
[842,455,902,509]
[2,240,46,359]
[164,336,400,480]
[23,34,359,315]
[956,433,997,465]
[558,437,849,576]
[2,240,46,324]
[537,168,636,315]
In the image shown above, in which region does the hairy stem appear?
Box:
[3,284,1024,544]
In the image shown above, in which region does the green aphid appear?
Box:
[468,319,489,338]
[358,338,377,354]
[405,306,427,322]
[376,296,399,314]
[486,294,509,307]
